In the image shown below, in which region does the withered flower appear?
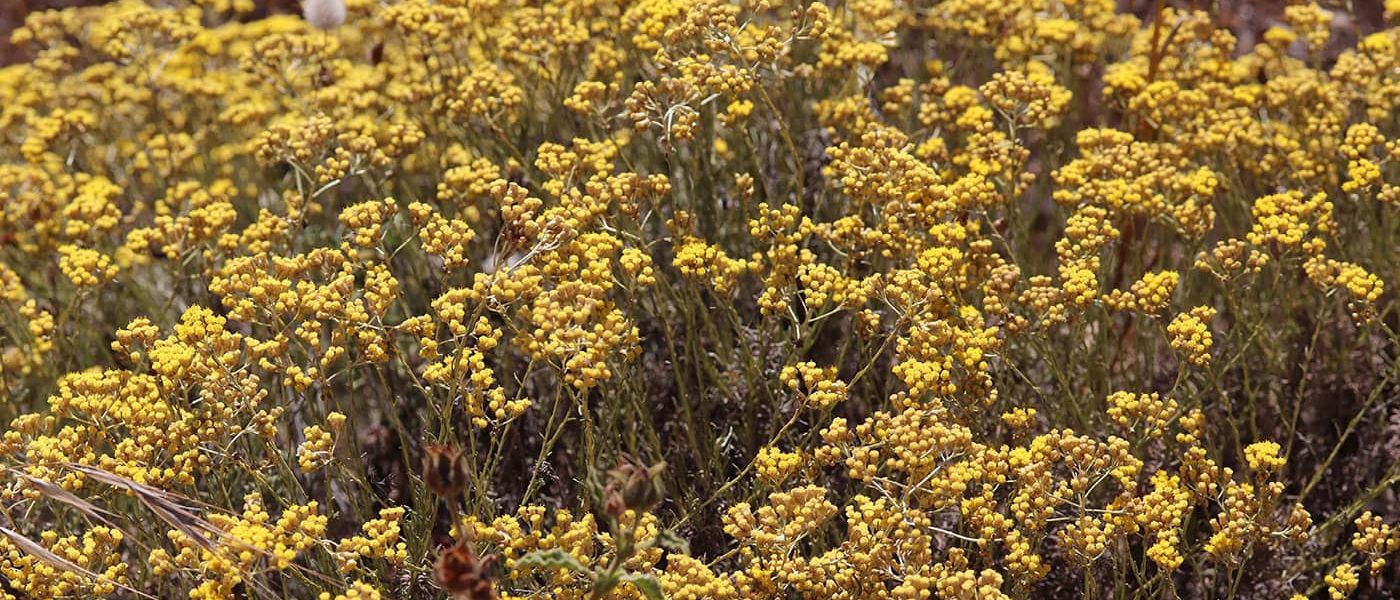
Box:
[606,456,666,514]
[435,540,497,600]
[602,484,626,518]
[422,444,470,498]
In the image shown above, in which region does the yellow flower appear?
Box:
[58,245,119,288]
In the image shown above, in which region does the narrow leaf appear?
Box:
[12,472,118,524]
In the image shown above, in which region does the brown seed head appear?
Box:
[422,444,470,498]
[435,540,497,600]
[608,456,666,513]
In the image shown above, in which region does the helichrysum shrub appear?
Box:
[0,1,1399,598]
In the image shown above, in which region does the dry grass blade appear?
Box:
[0,526,156,599]
[26,463,334,597]
[57,462,284,593]
[50,464,286,598]
[9,470,118,524]
[137,490,223,552]
[61,463,223,552]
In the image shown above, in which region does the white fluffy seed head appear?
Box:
[302,0,346,30]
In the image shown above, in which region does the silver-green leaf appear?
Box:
[622,573,665,600]
[517,549,588,574]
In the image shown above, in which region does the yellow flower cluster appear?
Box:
[1352,511,1400,577]
[57,245,119,288]
[1103,270,1178,313]
[335,507,408,573]
[0,526,127,597]
[1106,391,1178,438]
[780,361,848,409]
[1167,305,1216,368]
[297,412,344,473]
[150,494,328,598]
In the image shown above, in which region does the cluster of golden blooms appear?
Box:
[780,361,848,409]
[1103,270,1179,313]
[1326,563,1360,600]
[0,0,1398,599]
[56,244,119,288]
[335,507,409,573]
[1106,391,1178,438]
[298,412,346,473]
[0,526,127,597]
[149,493,329,598]
[754,446,803,486]
[1352,511,1400,577]
[1167,305,1217,369]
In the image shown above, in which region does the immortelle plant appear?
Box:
[0,0,1399,599]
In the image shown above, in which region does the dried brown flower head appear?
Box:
[605,456,666,514]
[422,444,470,499]
[435,540,497,600]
